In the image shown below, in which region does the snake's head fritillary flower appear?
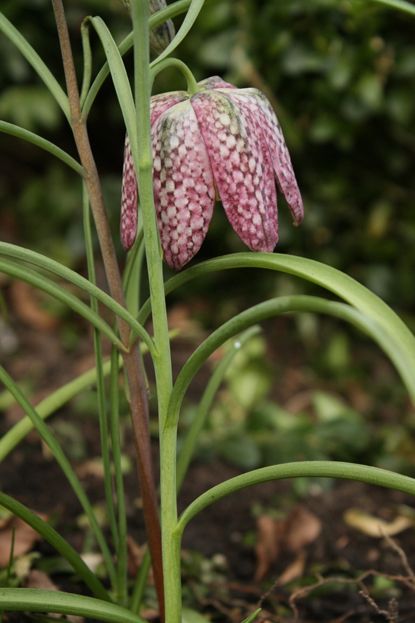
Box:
[121,76,304,270]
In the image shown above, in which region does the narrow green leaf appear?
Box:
[88,16,137,149]
[241,608,262,623]
[168,295,415,430]
[109,347,128,605]
[82,184,119,569]
[176,461,415,534]
[80,19,93,108]
[0,367,116,586]
[364,0,415,16]
[0,258,126,352]
[176,327,261,489]
[81,0,191,118]
[0,588,146,623]
[150,0,207,66]
[0,243,154,354]
[0,359,112,462]
[129,548,151,613]
[145,254,415,404]
[0,492,110,602]
[0,13,70,120]
[0,121,83,175]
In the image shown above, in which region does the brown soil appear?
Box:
[1,321,415,622]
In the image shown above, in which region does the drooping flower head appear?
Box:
[121,76,303,270]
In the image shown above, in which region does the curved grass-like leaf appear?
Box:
[176,327,261,489]
[367,0,415,15]
[167,295,415,429]
[81,0,191,118]
[176,461,415,534]
[0,13,69,119]
[142,254,415,406]
[0,367,116,587]
[0,359,112,462]
[0,121,83,175]
[0,243,154,354]
[88,17,137,154]
[150,0,207,66]
[0,258,125,352]
[0,588,146,623]
[0,492,110,602]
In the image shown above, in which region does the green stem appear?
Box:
[80,19,93,107]
[176,461,415,535]
[150,58,199,94]
[130,549,151,614]
[83,184,119,560]
[123,229,145,318]
[130,1,177,620]
[109,346,128,605]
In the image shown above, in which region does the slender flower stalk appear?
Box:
[130,1,177,621]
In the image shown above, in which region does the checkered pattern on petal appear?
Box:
[120,136,137,250]
[152,101,215,270]
[198,76,235,90]
[150,92,188,125]
[191,91,278,252]
[120,93,188,250]
[236,88,304,225]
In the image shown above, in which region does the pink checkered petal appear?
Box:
[120,135,138,250]
[120,93,187,250]
[191,91,278,252]
[150,91,188,125]
[152,101,215,270]
[198,76,235,90]
[236,88,303,225]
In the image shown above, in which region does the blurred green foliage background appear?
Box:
[1,0,415,308]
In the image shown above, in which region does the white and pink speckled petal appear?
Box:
[150,91,188,125]
[198,76,235,90]
[152,101,215,270]
[233,88,304,225]
[120,135,138,250]
[191,91,278,252]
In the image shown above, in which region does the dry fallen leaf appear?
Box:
[0,513,46,567]
[167,303,203,336]
[10,281,59,331]
[254,506,321,581]
[285,506,322,553]
[277,552,306,586]
[344,508,413,538]
[254,515,281,581]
